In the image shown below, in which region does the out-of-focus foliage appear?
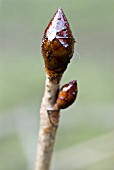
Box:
[0,0,114,169]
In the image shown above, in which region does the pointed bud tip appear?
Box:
[56,7,64,16]
[43,7,74,41]
[62,80,77,92]
[57,7,63,12]
[69,80,77,85]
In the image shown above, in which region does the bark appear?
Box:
[35,74,60,170]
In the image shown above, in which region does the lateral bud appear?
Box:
[54,80,78,109]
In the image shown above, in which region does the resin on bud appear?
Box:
[55,80,78,109]
[42,8,75,83]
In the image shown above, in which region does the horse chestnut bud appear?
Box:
[42,8,75,82]
[55,80,78,109]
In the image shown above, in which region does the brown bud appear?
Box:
[55,80,78,109]
[42,8,75,83]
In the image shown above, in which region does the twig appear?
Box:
[35,8,78,170]
[35,74,60,170]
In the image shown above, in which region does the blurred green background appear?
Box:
[0,0,114,170]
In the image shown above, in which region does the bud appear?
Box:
[55,80,78,109]
[42,8,75,83]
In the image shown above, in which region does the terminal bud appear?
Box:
[42,8,75,83]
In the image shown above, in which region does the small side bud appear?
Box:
[42,8,75,83]
[55,80,78,109]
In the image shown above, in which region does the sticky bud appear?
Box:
[55,80,78,109]
[42,8,75,82]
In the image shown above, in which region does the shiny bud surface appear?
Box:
[56,80,78,109]
[42,8,75,82]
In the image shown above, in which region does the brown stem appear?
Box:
[35,74,60,170]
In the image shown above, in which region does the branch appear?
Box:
[35,8,78,170]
